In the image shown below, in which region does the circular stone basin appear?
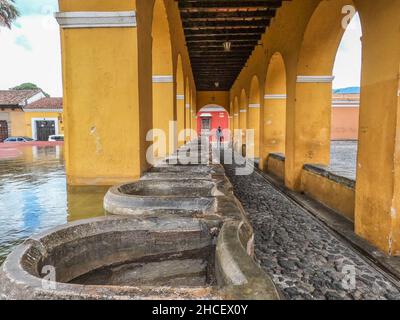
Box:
[0,216,221,300]
[120,180,216,197]
[104,180,222,215]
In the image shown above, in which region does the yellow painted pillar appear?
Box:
[261,52,287,171]
[176,94,185,146]
[285,77,333,191]
[232,97,240,152]
[262,94,286,168]
[192,111,197,138]
[152,77,174,157]
[247,103,260,158]
[152,0,175,157]
[57,0,153,186]
[353,0,400,255]
[239,109,247,154]
[185,96,191,142]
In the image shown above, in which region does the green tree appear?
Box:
[12,83,50,97]
[0,0,19,28]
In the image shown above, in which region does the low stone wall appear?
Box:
[262,153,355,222]
[266,153,285,181]
[301,164,355,222]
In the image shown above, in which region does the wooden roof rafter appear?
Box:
[176,0,288,91]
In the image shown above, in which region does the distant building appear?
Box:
[331,93,360,141]
[0,90,63,141]
[196,105,229,141]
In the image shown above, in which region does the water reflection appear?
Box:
[0,145,107,264]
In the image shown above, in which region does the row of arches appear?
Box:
[232,52,286,160]
[151,0,196,153]
[230,0,400,255]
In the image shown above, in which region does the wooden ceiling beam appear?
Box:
[180,10,275,20]
[177,0,283,10]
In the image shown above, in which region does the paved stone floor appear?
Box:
[329,141,358,180]
[223,152,400,300]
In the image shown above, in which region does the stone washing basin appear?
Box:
[0,216,282,300]
[0,216,222,300]
[104,179,229,215]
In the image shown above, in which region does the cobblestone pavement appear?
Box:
[329,141,358,180]
[223,154,400,300]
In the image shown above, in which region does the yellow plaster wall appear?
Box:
[301,170,355,222]
[196,91,230,112]
[59,0,149,186]
[267,156,285,181]
[352,0,400,255]
[152,0,174,157]
[8,111,25,137]
[58,0,195,185]
[248,77,261,158]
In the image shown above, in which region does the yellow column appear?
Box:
[239,109,247,154]
[247,103,260,158]
[152,77,174,157]
[57,0,152,186]
[233,98,239,151]
[176,94,185,146]
[285,77,333,190]
[262,94,286,169]
[185,102,191,141]
[152,0,175,157]
[353,0,400,255]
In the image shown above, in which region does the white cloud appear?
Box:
[333,14,362,89]
[0,15,62,96]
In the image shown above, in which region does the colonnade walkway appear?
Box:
[221,147,400,300]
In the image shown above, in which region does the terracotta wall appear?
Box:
[331,107,359,140]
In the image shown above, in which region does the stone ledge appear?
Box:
[215,221,282,300]
[303,164,355,189]
[268,153,285,162]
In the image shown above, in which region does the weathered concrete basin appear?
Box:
[0,216,222,300]
[104,179,230,215]
[0,215,281,300]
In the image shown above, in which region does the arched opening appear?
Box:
[151,0,174,156]
[197,105,229,142]
[286,0,355,190]
[331,13,362,181]
[175,54,185,146]
[262,52,287,171]
[248,76,261,158]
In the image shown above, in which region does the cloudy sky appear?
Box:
[0,1,362,97]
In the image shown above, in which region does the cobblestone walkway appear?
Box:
[223,157,400,300]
